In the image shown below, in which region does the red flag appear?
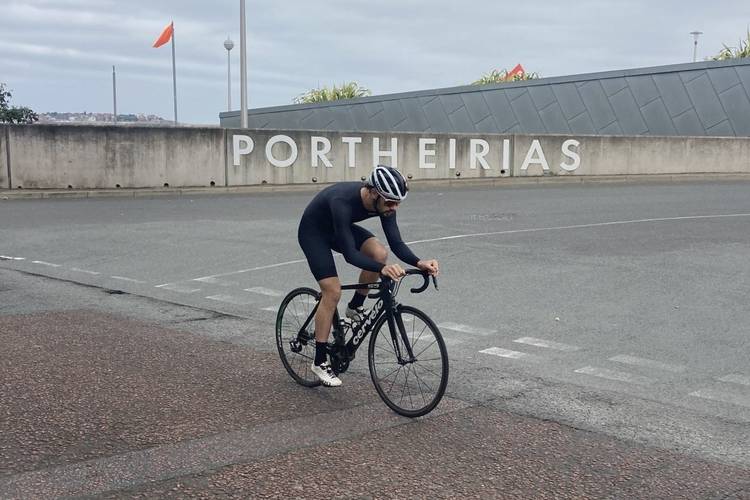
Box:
[153,22,174,48]
[506,63,525,80]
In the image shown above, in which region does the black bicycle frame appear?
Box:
[296,279,417,363]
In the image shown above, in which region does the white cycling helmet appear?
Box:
[367,165,408,202]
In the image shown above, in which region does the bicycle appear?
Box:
[275,269,448,417]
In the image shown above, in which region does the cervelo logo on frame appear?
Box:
[232,134,581,172]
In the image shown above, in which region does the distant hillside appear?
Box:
[39,112,170,124]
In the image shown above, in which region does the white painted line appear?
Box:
[244,286,283,297]
[690,389,750,409]
[439,322,496,336]
[32,260,61,268]
[110,276,146,284]
[479,347,531,360]
[12,257,25,261]
[513,337,579,352]
[405,213,750,246]
[206,294,254,306]
[574,366,653,385]
[718,374,750,387]
[261,306,279,312]
[609,354,686,373]
[155,283,200,293]
[192,258,309,281]
[70,268,101,276]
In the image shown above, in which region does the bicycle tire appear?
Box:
[368,305,449,417]
[276,287,322,387]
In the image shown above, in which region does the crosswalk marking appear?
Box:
[609,354,685,373]
[244,287,283,297]
[718,374,750,386]
[155,283,200,293]
[574,366,653,385]
[479,347,531,359]
[689,389,750,409]
[513,337,579,352]
[32,260,60,267]
[206,294,254,306]
[439,322,496,336]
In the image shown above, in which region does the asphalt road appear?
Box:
[1,179,749,496]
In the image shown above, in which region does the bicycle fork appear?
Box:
[387,307,417,364]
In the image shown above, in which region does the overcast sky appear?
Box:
[2,0,749,124]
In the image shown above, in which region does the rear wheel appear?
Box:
[368,305,448,417]
[276,287,321,387]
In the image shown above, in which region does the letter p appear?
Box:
[233,135,254,166]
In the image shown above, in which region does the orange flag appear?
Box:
[506,63,525,80]
[153,22,174,48]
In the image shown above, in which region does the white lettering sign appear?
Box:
[469,139,491,170]
[342,137,362,168]
[560,139,581,171]
[266,135,298,168]
[419,138,437,169]
[229,134,582,174]
[311,136,333,168]
[521,139,550,172]
[233,135,254,166]
[373,137,398,168]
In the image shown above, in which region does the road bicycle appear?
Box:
[276,269,448,417]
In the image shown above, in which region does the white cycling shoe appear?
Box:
[311,361,342,387]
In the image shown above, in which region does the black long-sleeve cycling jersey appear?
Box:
[299,182,420,273]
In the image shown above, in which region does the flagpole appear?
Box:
[112,65,118,124]
[171,22,178,125]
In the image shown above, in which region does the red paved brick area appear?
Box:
[1,309,748,499]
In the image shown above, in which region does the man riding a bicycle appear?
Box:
[297,165,439,387]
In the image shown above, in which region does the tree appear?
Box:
[711,29,750,60]
[294,82,371,104]
[0,83,38,124]
[472,67,540,85]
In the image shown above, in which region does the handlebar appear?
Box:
[368,269,438,298]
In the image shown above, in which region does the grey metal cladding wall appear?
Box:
[219,59,750,137]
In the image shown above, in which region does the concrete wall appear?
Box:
[513,135,750,177]
[3,125,750,190]
[8,125,225,189]
[1,126,9,189]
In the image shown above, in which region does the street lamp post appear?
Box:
[240,0,248,128]
[224,37,234,112]
[690,31,703,62]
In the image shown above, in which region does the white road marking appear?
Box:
[690,389,750,409]
[192,258,308,281]
[193,276,222,284]
[182,214,750,278]
[405,213,750,246]
[574,366,653,385]
[439,322,496,336]
[479,347,532,359]
[513,337,580,352]
[70,268,101,276]
[262,306,279,312]
[155,283,200,293]
[244,286,283,297]
[0,255,24,261]
[206,294,254,305]
[609,354,686,373]
[110,276,146,284]
[32,260,61,267]
[718,374,750,386]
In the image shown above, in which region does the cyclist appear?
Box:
[297,165,439,387]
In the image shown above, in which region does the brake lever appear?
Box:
[432,275,439,291]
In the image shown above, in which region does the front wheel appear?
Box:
[368,305,449,417]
